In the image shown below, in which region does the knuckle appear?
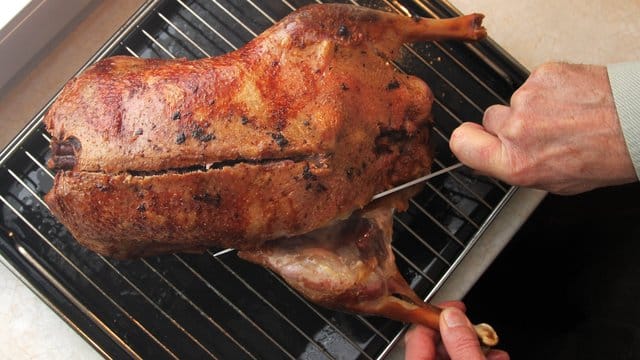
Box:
[482,104,508,126]
[509,87,532,109]
[500,114,526,141]
[531,61,562,80]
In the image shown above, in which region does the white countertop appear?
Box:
[0,1,639,359]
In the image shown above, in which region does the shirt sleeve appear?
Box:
[608,62,640,179]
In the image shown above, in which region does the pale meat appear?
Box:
[239,188,441,329]
[239,188,498,347]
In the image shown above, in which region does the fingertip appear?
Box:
[449,122,486,156]
[439,308,485,359]
[449,122,476,156]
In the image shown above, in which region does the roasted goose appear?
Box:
[44,3,495,344]
[45,3,485,258]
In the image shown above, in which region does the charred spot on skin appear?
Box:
[241,116,249,125]
[271,60,279,68]
[192,127,215,142]
[302,164,317,181]
[192,192,222,206]
[303,119,311,127]
[387,79,400,90]
[346,167,358,180]
[198,133,214,142]
[271,132,289,148]
[137,203,146,212]
[176,132,186,144]
[273,109,287,131]
[172,111,181,121]
[134,128,143,136]
[314,183,328,193]
[375,130,408,154]
[191,127,203,138]
[95,183,110,192]
[337,24,350,38]
[403,104,421,126]
[302,181,328,193]
[340,83,349,91]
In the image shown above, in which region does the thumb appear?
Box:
[450,122,507,179]
[440,307,485,360]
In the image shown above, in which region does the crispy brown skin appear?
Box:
[44,4,486,258]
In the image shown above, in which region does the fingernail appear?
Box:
[442,308,469,328]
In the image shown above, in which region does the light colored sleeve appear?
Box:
[608,62,640,179]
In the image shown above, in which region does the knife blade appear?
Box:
[371,163,464,201]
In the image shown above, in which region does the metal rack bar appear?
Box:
[391,245,436,284]
[140,258,256,359]
[394,215,451,266]
[128,13,387,357]
[267,269,375,360]
[0,191,177,359]
[409,198,466,247]
[12,143,228,358]
[172,254,298,359]
[210,252,336,358]
[35,126,361,358]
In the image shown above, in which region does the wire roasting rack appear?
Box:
[0,0,528,358]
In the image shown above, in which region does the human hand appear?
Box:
[404,301,508,360]
[450,62,637,195]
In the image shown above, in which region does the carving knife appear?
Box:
[371,163,464,200]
